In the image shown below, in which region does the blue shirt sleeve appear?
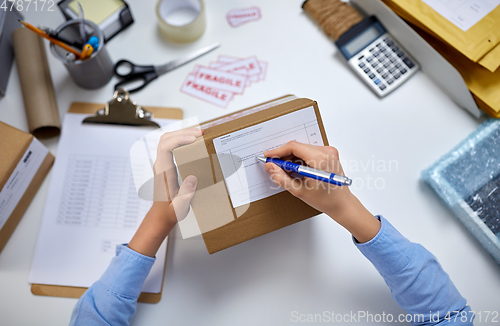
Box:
[69,245,155,326]
[355,216,474,325]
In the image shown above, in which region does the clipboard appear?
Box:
[31,89,183,304]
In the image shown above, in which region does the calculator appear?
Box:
[335,16,419,97]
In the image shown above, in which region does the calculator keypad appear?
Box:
[349,34,418,96]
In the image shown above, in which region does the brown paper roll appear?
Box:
[12,28,60,138]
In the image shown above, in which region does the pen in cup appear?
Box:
[41,27,83,49]
[256,155,352,186]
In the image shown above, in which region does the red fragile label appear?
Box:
[180,54,268,109]
[180,74,233,108]
[194,66,247,94]
[227,7,261,27]
[213,56,262,77]
[209,62,252,86]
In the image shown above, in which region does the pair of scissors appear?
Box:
[114,43,220,93]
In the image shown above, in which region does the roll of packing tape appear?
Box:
[156,0,206,43]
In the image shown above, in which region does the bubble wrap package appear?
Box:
[422,119,500,265]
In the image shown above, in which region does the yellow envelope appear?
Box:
[408,21,500,117]
[383,0,500,72]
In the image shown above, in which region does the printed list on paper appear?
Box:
[29,113,177,292]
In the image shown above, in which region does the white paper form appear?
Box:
[422,0,500,31]
[29,113,177,293]
[213,107,324,209]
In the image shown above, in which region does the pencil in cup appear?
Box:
[19,20,82,59]
[80,44,94,60]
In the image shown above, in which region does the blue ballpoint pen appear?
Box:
[256,155,352,186]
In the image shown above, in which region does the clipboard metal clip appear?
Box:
[83,88,160,128]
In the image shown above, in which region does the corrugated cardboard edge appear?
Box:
[30,102,182,303]
[175,97,329,254]
[31,236,170,304]
[0,151,54,254]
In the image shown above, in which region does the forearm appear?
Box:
[355,217,472,325]
[325,194,381,243]
[128,202,176,257]
[69,246,155,326]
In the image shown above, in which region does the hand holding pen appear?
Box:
[256,155,351,186]
[260,141,380,243]
[259,141,352,211]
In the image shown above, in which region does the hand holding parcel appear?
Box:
[128,128,202,258]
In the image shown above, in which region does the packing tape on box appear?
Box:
[155,0,206,43]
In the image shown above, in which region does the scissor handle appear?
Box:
[114,71,159,94]
[114,59,155,78]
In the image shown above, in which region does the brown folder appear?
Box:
[31,100,183,304]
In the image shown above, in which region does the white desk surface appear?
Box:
[1,0,499,325]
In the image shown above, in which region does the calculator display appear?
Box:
[344,26,381,57]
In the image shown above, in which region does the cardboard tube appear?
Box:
[12,28,61,138]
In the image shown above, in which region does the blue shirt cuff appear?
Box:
[353,215,415,276]
[99,245,156,299]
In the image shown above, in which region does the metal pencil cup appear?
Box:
[50,20,113,89]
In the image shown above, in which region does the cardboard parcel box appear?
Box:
[173,96,329,254]
[0,122,54,253]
